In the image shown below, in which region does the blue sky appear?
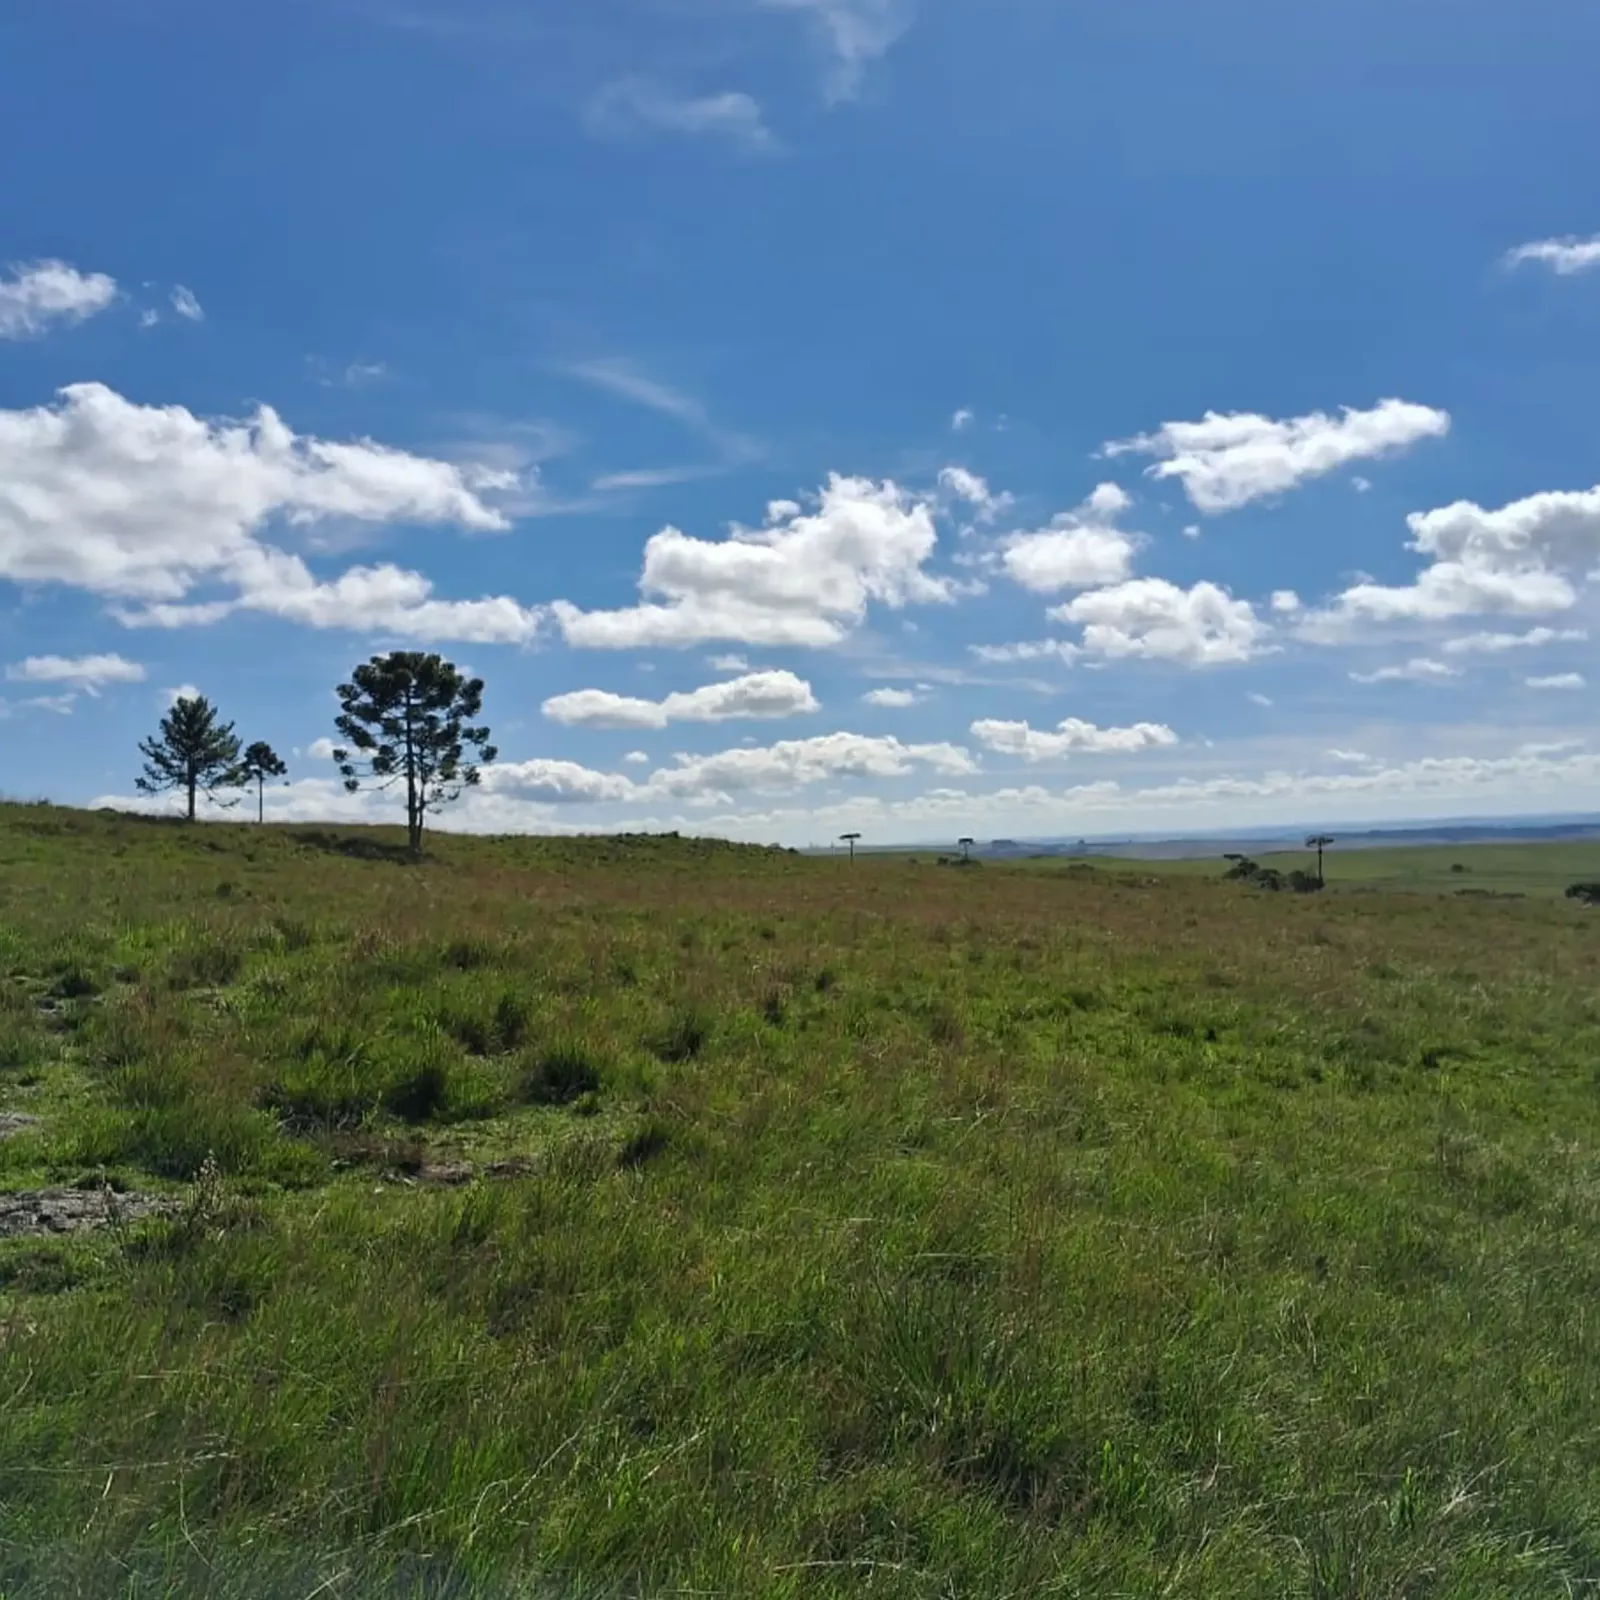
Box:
[3,0,1600,844]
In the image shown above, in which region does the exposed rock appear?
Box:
[0,1187,178,1239]
[0,1113,41,1139]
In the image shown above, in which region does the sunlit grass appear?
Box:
[1,804,1598,1596]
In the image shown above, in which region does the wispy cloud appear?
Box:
[759,0,914,100]
[591,465,730,492]
[586,77,775,150]
[170,285,205,322]
[1506,234,1600,276]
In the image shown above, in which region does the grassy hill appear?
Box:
[2,804,1599,1596]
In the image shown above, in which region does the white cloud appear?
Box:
[1526,672,1586,690]
[951,408,975,433]
[6,653,145,692]
[0,260,118,339]
[624,750,651,765]
[307,737,338,760]
[586,78,773,149]
[969,639,1079,666]
[1270,589,1301,614]
[479,759,642,805]
[0,382,538,643]
[170,285,204,322]
[1326,749,1373,764]
[1000,483,1139,593]
[1352,476,1373,494]
[1314,484,1600,628]
[551,473,952,649]
[1506,235,1600,276]
[862,687,918,707]
[1182,524,1201,539]
[706,653,749,673]
[647,730,975,800]
[1349,657,1460,685]
[1105,399,1450,513]
[760,0,912,99]
[1443,626,1588,655]
[969,716,1177,762]
[938,466,1013,522]
[165,683,203,706]
[1050,578,1270,665]
[1247,691,1273,707]
[542,669,819,729]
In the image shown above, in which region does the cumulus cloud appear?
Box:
[1506,235,1600,276]
[706,653,749,673]
[170,285,204,322]
[0,260,118,339]
[1105,399,1450,513]
[624,750,651,765]
[951,408,975,433]
[862,687,918,708]
[1313,484,1600,628]
[0,382,538,643]
[551,473,952,649]
[648,730,975,801]
[969,716,1178,762]
[1000,483,1138,593]
[1349,657,1460,685]
[1526,672,1585,690]
[542,669,819,729]
[1049,579,1270,665]
[6,653,145,692]
[307,737,339,760]
[586,78,773,149]
[480,759,643,805]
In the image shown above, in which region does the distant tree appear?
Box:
[237,741,288,824]
[958,836,975,863]
[839,832,862,861]
[334,652,496,855]
[1306,834,1336,887]
[136,695,242,822]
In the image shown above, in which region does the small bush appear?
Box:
[652,1005,711,1064]
[1566,882,1600,905]
[383,1061,451,1123]
[521,1043,602,1106]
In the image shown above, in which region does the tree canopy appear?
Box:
[237,741,288,823]
[135,695,242,822]
[333,652,496,854]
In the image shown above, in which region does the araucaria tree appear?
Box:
[238,741,288,823]
[334,652,496,855]
[136,695,243,822]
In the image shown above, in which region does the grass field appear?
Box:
[3,803,1600,1597]
[1035,839,1600,897]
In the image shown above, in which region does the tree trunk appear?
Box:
[186,775,197,822]
[257,776,265,825]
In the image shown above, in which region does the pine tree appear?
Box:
[238,741,288,823]
[333,652,495,855]
[135,696,242,822]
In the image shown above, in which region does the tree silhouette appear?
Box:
[135,695,242,822]
[958,836,975,862]
[237,741,288,824]
[334,652,496,855]
[1306,834,1335,887]
[839,832,862,861]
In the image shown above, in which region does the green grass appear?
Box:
[3,803,1600,1596]
[1036,838,1600,896]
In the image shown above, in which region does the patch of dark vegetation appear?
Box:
[651,1005,711,1063]
[1566,881,1600,905]
[1223,858,1323,893]
[292,829,419,866]
[520,1043,602,1106]
[618,1116,671,1169]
